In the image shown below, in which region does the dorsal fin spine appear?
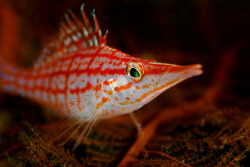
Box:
[65,15,82,49]
[80,4,91,30]
[60,23,74,47]
[92,11,103,46]
[69,9,90,43]
[91,9,99,47]
[68,9,87,47]
[34,4,108,68]
[103,30,108,45]
[65,14,75,31]
[68,9,84,28]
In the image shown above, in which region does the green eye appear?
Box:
[126,61,144,83]
[130,68,140,78]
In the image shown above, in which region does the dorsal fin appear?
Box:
[34,4,108,68]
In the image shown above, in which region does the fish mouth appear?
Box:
[182,64,203,76]
[163,64,203,88]
[141,64,203,105]
[168,64,203,76]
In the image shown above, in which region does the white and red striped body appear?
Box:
[1,45,202,121]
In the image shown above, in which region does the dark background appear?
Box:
[0,0,249,166]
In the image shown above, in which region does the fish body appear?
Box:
[0,45,202,121]
[0,4,202,143]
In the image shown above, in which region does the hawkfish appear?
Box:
[0,4,202,148]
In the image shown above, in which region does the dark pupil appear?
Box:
[130,68,140,78]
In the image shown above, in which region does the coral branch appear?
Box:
[146,151,191,167]
[0,143,22,159]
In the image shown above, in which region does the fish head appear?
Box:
[107,56,203,114]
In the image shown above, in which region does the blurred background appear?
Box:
[0,0,249,166]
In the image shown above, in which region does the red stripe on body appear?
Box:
[3,46,133,116]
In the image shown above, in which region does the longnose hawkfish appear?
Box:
[0,4,202,148]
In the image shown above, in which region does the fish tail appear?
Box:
[0,57,7,90]
[0,57,26,96]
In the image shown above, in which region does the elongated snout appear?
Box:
[167,64,203,76]
[156,63,203,92]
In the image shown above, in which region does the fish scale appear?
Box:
[0,4,202,148]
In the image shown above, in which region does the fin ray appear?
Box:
[52,100,102,148]
[73,107,102,149]
[34,3,107,68]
